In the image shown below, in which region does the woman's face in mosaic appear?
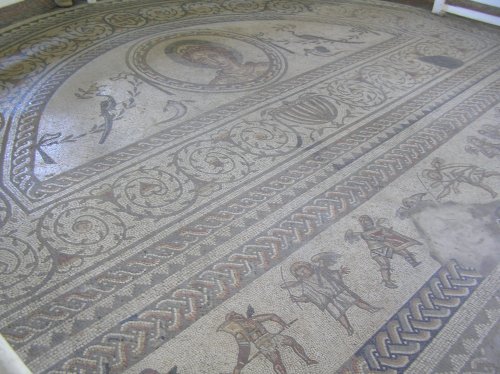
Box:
[183,48,234,68]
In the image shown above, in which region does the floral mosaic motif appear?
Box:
[36,75,192,163]
[274,24,366,45]
[35,72,144,161]
[359,64,416,92]
[0,236,38,291]
[20,36,79,61]
[9,75,499,372]
[39,198,127,258]
[112,166,197,217]
[176,140,251,183]
[327,79,386,108]
[161,99,192,123]
[437,31,490,57]
[7,7,494,204]
[222,0,267,13]
[323,63,418,116]
[0,1,499,372]
[0,54,45,82]
[281,252,381,336]
[0,234,53,302]
[386,45,441,79]
[35,132,87,165]
[103,12,146,28]
[0,193,10,229]
[264,0,312,13]
[139,5,185,21]
[75,72,142,144]
[422,157,500,199]
[63,18,114,42]
[252,23,382,58]
[181,1,223,16]
[228,119,302,157]
[257,23,374,57]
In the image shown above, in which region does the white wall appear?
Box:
[0,0,23,9]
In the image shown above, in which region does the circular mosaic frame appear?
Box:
[127,29,286,93]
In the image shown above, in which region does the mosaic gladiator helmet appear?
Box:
[226,311,245,321]
[358,215,374,229]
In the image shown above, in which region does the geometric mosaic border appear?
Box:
[346,261,482,373]
[43,78,500,374]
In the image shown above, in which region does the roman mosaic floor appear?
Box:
[0,0,499,373]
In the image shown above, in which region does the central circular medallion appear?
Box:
[127,30,285,93]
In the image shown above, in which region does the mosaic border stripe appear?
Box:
[43,77,500,374]
[353,261,482,373]
[3,46,499,354]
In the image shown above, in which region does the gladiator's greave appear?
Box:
[404,253,421,267]
[233,342,250,374]
[380,265,392,282]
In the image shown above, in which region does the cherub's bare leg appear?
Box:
[354,299,381,313]
[326,304,354,335]
[339,315,354,336]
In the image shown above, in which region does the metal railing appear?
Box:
[432,0,500,26]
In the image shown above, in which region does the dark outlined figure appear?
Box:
[422,157,500,199]
[345,216,422,289]
[466,123,500,159]
[281,253,380,335]
[218,305,317,374]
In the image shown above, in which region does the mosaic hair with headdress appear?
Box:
[164,39,243,67]
[290,261,313,278]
